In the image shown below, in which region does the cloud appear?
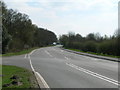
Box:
[4,0,118,36]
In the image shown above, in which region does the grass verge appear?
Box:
[65,48,120,58]
[1,47,39,57]
[1,45,56,57]
[2,65,38,88]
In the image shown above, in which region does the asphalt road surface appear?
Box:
[2,54,31,70]
[30,46,118,88]
[3,46,119,88]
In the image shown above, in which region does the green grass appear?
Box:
[1,45,56,57]
[1,47,39,57]
[65,48,120,58]
[2,65,38,88]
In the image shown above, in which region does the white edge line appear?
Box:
[36,72,50,88]
[24,54,27,58]
[28,49,50,88]
[70,63,118,83]
[29,58,35,72]
[66,63,119,86]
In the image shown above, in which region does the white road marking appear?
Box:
[65,57,69,60]
[36,72,50,88]
[29,57,35,72]
[66,63,119,86]
[91,58,99,61]
[86,57,100,61]
[61,50,63,52]
[24,54,27,58]
[28,49,50,88]
[45,50,53,57]
[29,49,37,55]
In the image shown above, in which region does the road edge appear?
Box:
[61,48,119,62]
[28,49,50,90]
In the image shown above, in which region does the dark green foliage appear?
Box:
[2,25,11,53]
[59,31,119,57]
[59,35,69,47]
[83,41,97,52]
[2,1,57,53]
[86,33,96,41]
[34,28,57,47]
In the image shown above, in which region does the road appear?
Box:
[2,54,31,70]
[3,46,119,88]
[30,46,118,88]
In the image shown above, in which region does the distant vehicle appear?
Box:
[53,42,57,45]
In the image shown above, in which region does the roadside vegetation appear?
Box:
[1,1,120,58]
[1,47,38,57]
[2,65,39,88]
[59,31,120,58]
[1,1,57,54]
[67,48,120,58]
[1,45,55,57]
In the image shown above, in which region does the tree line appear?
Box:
[1,1,57,54]
[59,31,120,56]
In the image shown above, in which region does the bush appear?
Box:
[97,40,117,55]
[82,41,97,52]
[72,42,81,49]
[60,32,120,57]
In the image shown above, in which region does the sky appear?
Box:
[4,0,118,37]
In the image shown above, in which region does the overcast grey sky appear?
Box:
[4,0,118,37]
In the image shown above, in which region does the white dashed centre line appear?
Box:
[45,50,53,57]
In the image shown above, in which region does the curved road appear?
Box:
[30,46,118,88]
[3,46,119,88]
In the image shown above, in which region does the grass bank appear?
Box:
[1,45,55,57]
[2,65,38,88]
[65,48,120,58]
[1,47,39,57]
